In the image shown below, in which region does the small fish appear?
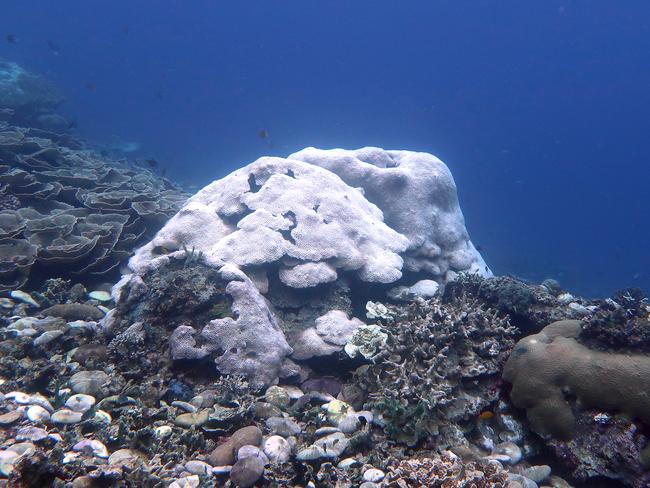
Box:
[85,82,96,92]
[258,129,274,147]
[475,244,484,252]
[5,34,18,44]
[121,26,129,35]
[47,40,60,55]
[478,411,494,421]
[67,119,78,130]
[145,158,158,168]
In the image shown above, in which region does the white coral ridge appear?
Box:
[128,148,489,289]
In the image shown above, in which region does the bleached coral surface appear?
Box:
[129,148,488,289]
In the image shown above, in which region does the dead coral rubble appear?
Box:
[384,451,509,487]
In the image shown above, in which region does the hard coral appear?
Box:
[546,409,650,488]
[0,121,187,290]
[356,293,516,447]
[128,156,409,287]
[580,288,650,353]
[503,320,650,440]
[444,274,566,333]
[290,146,491,281]
[107,258,291,388]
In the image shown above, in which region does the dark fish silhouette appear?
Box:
[67,120,77,130]
[145,158,158,168]
[47,40,60,55]
[258,129,274,147]
[5,34,18,44]
[85,82,97,92]
[121,26,129,35]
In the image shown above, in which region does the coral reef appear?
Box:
[503,319,650,440]
[290,147,490,280]
[501,289,650,487]
[579,287,650,353]
[353,292,517,447]
[546,409,650,488]
[0,122,187,290]
[128,155,410,286]
[127,148,490,291]
[107,258,291,388]
[444,273,589,333]
[0,265,575,488]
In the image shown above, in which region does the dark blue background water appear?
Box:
[2,1,649,297]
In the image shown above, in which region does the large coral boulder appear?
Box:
[128,155,410,287]
[503,319,650,439]
[290,146,490,280]
[110,148,489,388]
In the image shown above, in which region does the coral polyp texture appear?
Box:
[504,319,650,439]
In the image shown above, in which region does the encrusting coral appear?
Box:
[503,319,650,441]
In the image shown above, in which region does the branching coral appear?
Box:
[355,294,516,447]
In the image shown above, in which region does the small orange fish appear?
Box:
[478,411,494,420]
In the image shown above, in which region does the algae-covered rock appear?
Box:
[42,303,104,321]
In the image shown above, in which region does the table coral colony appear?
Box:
[106,147,490,387]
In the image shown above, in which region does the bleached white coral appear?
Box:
[290,147,490,282]
[290,310,363,360]
[128,156,409,288]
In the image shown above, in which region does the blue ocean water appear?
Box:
[2,0,648,298]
